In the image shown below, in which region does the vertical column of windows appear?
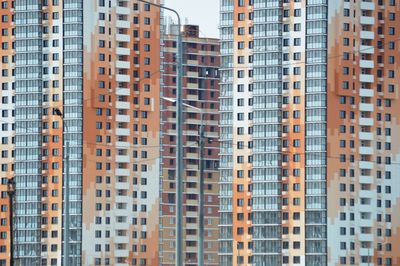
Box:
[14,1,43,264]
[305,0,328,265]
[280,1,307,264]
[62,0,83,264]
[129,2,160,265]
[89,1,114,265]
[160,36,177,264]
[0,1,14,265]
[252,0,282,265]
[40,1,64,264]
[231,0,255,265]
[219,0,234,265]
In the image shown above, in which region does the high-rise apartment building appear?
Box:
[220,0,400,265]
[14,1,161,265]
[161,24,220,265]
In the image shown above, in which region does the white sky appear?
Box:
[165,0,219,38]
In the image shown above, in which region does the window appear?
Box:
[293,198,301,206]
[284,10,289,17]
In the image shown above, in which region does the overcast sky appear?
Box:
[165,0,219,38]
